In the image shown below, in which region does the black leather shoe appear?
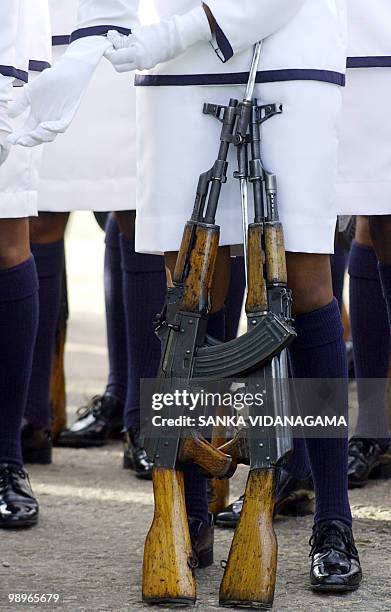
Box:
[275,469,314,516]
[0,465,39,528]
[21,424,52,464]
[348,437,391,488]
[56,394,123,448]
[123,427,153,480]
[215,469,314,528]
[215,495,244,528]
[188,513,214,568]
[310,520,362,592]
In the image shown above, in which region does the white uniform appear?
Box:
[37,0,137,212]
[0,1,51,218]
[71,0,347,253]
[337,0,391,216]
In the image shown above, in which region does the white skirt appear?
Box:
[0,82,42,219]
[38,49,137,212]
[337,68,391,216]
[135,79,342,255]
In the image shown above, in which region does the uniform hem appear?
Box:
[0,191,38,218]
[135,211,336,255]
[37,178,136,212]
[336,181,391,216]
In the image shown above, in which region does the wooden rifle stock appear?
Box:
[51,263,68,441]
[143,468,196,605]
[219,469,277,608]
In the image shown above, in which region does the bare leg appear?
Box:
[29,212,70,244]
[0,218,30,268]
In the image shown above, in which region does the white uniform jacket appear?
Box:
[71,0,347,87]
[337,1,391,215]
[69,0,348,252]
[0,1,51,218]
[37,0,137,212]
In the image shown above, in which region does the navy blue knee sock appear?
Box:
[349,243,390,445]
[25,241,64,429]
[0,257,39,466]
[289,299,352,527]
[225,256,245,340]
[378,263,391,329]
[207,308,226,342]
[120,235,166,430]
[331,242,349,313]
[183,463,209,524]
[104,216,128,403]
[285,439,311,481]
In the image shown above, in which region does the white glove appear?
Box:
[0,76,13,166]
[8,36,112,148]
[105,6,212,72]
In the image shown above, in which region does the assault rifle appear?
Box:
[142,43,295,608]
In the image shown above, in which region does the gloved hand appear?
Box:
[8,36,112,148]
[105,6,212,72]
[0,76,13,166]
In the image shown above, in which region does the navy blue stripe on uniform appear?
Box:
[0,65,28,83]
[347,56,391,68]
[70,25,131,43]
[28,60,51,72]
[135,69,345,87]
[213,24,234,63]
[52,35,70,46]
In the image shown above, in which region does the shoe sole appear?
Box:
[55,438,107,448]
[215,519,238,528]
[311,582,361,593]
[135,472,153,481]
[54,422,123,449]
[0,517,38,529]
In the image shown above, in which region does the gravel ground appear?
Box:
[1,445,390,612]
[1,214,390,612]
